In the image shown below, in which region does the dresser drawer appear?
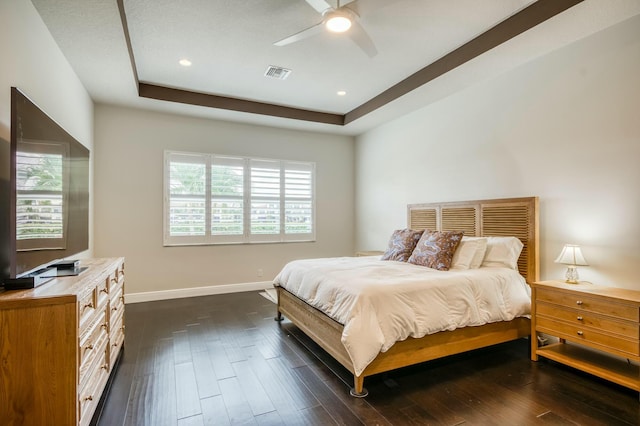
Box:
[537,302,639,339]
[536,316,639,356]
[109,313,125,368]
[79,309,109,389]
[96,276,110,310]
[79,345,110,426]
[78,287,98,330]
[537,288,639,321]
[110,285,125,316]
[109,262,125,294]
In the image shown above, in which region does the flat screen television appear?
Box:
[4,87,90,280]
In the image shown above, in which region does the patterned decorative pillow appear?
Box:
[381,229,424,262]
[408,230,464,270]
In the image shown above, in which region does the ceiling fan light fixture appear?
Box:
[325,12,352,33]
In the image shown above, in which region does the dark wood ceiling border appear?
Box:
[118,0,583,127]
[116,0,139,87]
[344,0,584,124]
[138,83,345,125]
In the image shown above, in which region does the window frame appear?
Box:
[163,150,316,246]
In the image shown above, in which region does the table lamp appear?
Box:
[555,244,588,284]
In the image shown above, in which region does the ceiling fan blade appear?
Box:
[348,21,378,57]
[304,0,333,14]
[274,22,324,46]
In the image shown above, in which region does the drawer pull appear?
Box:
[576,300,583,305]
[112,306,119,312]
[83,395,93,402]
[83,302,94,309]
[577,331,584,336]
[85,343,94,351]
[576,316,583,321]
[101,322,108,330]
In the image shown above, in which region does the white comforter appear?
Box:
[273,256,531,376]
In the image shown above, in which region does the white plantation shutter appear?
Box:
[250,159,281,241]
[211,156,244,241]
[164,152,208,245]
[284,162,314,241]
[164,151,315,246]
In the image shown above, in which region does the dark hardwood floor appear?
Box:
[97,291,639,426]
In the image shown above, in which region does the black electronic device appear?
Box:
[54,266,87,277]
[52,259,80,270]
[2,267,57,290]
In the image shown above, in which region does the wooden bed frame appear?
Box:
[275,196,539,396]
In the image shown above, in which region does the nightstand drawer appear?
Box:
[537,302,639,339]
[536,288,639,321]
[536,316,639,356]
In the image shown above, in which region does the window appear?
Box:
[164,151,315,245]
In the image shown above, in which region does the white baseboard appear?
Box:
[125,281,273,304]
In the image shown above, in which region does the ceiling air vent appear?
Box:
[264,65,291,80]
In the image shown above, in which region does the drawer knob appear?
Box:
[576,316,583,321]
[577,331,584,336]
[576,300,583,306]
[112,306,118,312]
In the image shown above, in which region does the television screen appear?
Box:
[9,87,89,278]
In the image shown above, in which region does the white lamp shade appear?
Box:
[555,244,588,266]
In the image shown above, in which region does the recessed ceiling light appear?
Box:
[337,91,347,96]
[179,59,192,67]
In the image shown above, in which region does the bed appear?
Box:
[274,196,539,396]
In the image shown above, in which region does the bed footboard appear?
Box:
[276,286,530,397]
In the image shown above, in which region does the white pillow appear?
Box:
[466,237,488,269]
[481,236,523,270]
[450,237,487,270]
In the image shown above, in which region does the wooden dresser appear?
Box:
[0,257,125,426]
[531,280,640,394]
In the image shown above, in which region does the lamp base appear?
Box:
[564,266,580,284]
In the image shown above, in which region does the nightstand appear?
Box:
[531,280,640,395]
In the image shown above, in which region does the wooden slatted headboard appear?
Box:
[408,197,539,283]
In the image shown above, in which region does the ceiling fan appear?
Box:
[274,0,378,57]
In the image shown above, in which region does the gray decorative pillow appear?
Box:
[408,230,464,270]
[381,229,424,262]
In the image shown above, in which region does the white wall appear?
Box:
[356,15,640,290]
[93,105,354,295]
[0,0,94,255]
